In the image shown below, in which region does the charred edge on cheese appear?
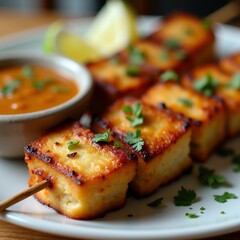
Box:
[25,145,52,163]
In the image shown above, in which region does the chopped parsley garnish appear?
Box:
[67,140,79,150]
[123,101,143,127]
[32,79,54,90]
[214,192,237,203]
[220,211,226,214]
[159,50,169,61]
[128,45,146,65]
[193,74,218,96]
[202,19,211,30]
[22,65,34,78]
[174,50,187,60]
[185,212,199,218]
[160,70,179,82]
[125,65,140,76]
[173,186,197,206]
[183,28,194,36]
[125,129,144,152]
[92,129,111,143]
[216,147,235,157]
[0,79,21,95]
[227,73,240,90]
[178,97,193,107]
[51,86,69,93]
[147,197,164,208]
[198,166,226,188]
[113,140,123,148]
[165,39,181,49]
[200,207,205,211]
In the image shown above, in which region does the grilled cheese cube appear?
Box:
[119,40,188,73]
[182,64,240,136]
[87,57,154,106]
[24,121,137,220]
[220,52,240,74]
[148,12,215,65]
[91,98,192,197]
[142,82,226,161]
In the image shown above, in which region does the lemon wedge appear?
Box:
[55,30,100,63]
[43,0,138,62]
[85,0,138,56]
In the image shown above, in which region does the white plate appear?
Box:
[1,17,240,240]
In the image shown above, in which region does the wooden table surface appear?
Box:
[0,8,240,240]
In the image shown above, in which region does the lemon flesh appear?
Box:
[85,0,138,56]
[56,31,100,63]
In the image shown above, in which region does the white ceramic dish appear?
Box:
[0,53,93,157]
[1,17,240,240]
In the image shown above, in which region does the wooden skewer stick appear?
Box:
[0,180,50,212]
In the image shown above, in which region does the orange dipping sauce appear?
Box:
[0,65,78,114]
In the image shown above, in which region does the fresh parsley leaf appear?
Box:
[159,50,169,61]
[214,192,237,203]
[147,197,164,208]
[51,86,69,93]
[200,207,205,211]
[125,129,144,152]
[128,45,146,65]
[173,186,197,206]
[125,65,140,76]
[123,102,144,127]
[92,129,111,143]
[160,70,179,82]
[220,211,225,214]
[113,140,123,148]
[202,19,211,30]
[22,65,34,78]
[193,74,218,96]
[198,166,226,188]
[0,79,21,95]
[174,50,187,60]
[178,97,193,107]
[227,73,240,90]
[165,39,181,48]
[67,140,79,150]
[216,147,235,157]
[185,212,199,218]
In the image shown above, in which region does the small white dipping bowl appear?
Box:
[0,53,93,158]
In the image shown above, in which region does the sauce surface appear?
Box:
[0,65,78,114]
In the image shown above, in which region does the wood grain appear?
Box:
[0,7,240,240]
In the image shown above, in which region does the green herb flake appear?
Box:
[123,101,143,127]
[174,50,187,60]
[216,147,235,157]
[160,70,179,82]
[113,140,123,148]
[178,97,193,107]
[159,50,169,61]
[128,45,146,65]
[202,19,211,30]
[147,197,164,208]
[198,166,226,188]
[125,65,140,76]
[22,65,34,78]
[227,73,240,90]
[185,212,199,218]
[92,129,111,143]
[165,39,181,49]
[125,129,144,152]
[220,211,226,214]
[0,79,21,95]
[173,186,197,206]
[51,86,69,93]
[200,207,205,211]
[193,74,218,96]
[214,192,237,203]
[67,140,79,150]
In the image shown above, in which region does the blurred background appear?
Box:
[0,0,230,17]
